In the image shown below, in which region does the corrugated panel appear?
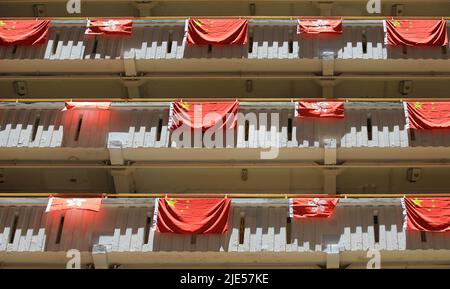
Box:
[1,200,450,253]
[0,22,448,60]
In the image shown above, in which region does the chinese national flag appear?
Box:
[297,19,343,34]
[0,20,50,46]
[85,19,133,35]
[295,101,344,118]
[402,197,450,232]
[405,102,450,129]
[155,198,231,234]
[289,198,339,219]
[169,101,239,131]
[45,197,102,213]
[187,18,248,45]
[62,102,112,111]
[385,19,448,46]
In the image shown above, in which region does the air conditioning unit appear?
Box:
[13,81,28,96]
[407,168,421,183]
[399,80,413,95]
[392,4,405,16]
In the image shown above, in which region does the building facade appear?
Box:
[0,0,449,268]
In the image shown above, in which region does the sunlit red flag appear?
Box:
[154,198,231,234]
[62,102,112,111]
[45,197,102,212]
[0,19,50,46]
[169,101,239,131]
[384,19,448,46]
[289,198,339,219]
[187,18,248,45]
[295,101,344,118]
[404,102,450,129]
[85,19,133,35]
[297,19,343,34]
[402,197,450,232]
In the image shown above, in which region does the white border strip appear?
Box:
[294,102,299,118]
[288,198,294,218]
[45,197,54,213]
[383,20,388,45]
[167,102,174,129]
[400,197,408,231]
[151,197,160,231]
[403,102,410,130]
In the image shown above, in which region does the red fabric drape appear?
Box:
[45,197,102,213]
[405,102,450,129]
[0,20,50,46]
[156,198,231,234]
[169,101,239,131]
[187,19,248,45]
[385,19,448,46]
[403,197,450,232]
[85,19,133,35]
[62,102,112,111]
[290,198,339,219]
[297,19,343,34]
[295,101,344,118]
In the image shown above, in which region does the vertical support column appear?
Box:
[318,80,338,99]
[326,252,340,269]
[122,79,144,98]
[92,244,110,269]
[110,168,135,194]
[316,2,334,16]
[134,2,159,16]
[322,169,340,194]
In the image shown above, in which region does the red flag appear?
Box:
[289,198,339,219]
[85,19,132,35]
[385,19,448,46]
[0,20,50,46]
[405,102,450,129]
[154,198,231,234]
[295,101,344,118]
[402,197,450,232]
[187,18,248,45]
[62,102,112,111]
[169,101,239,131]
[297,19,343,34]
[45,197,102,213]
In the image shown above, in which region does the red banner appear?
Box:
[402,197,450,232]
[297,19,343,34]
[385,19,448,46]
[62,102,112,111]
[295,101,344,118]
[45,197,102,213]
[85,19,133,35]
[187,19,248,45]
[289,198,339,219]
[155,198,231,234]
[169,101,239,131]
[0,20,50,46]
[405,102,450,129]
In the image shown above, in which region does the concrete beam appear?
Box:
[92,244,110,269]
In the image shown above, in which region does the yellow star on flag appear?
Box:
[0,21,5,28]
[393,20,401,27]
[179,101,190,110]
[166,199,177,208]
[194,20,203,27]
[414,102,422,109]
[412,198,423,207]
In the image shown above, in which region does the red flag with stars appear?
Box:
[297,19,343,34]
[405,102,450,129]
[62,102,112,111]
[289,198,339,219]
[187,18,248,45]
[154,198,231,234]
[295,101,344,118]
[85,19,133,35]
[0,19,50,46]
[402,197,450,232]
[169,101,239,131]
[384,19,448,46]
[45,197,102,213]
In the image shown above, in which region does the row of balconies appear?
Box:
[0,20,449,62]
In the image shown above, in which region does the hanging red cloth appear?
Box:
[402,197,450,232]
[405,102,450,129]
[85,19,133,35]
[187,18,248,45]
[295,101,344,118]
[289,198,339,219]
[385,19,448,46]
[297,19,343,34]
[0,19,50,46]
